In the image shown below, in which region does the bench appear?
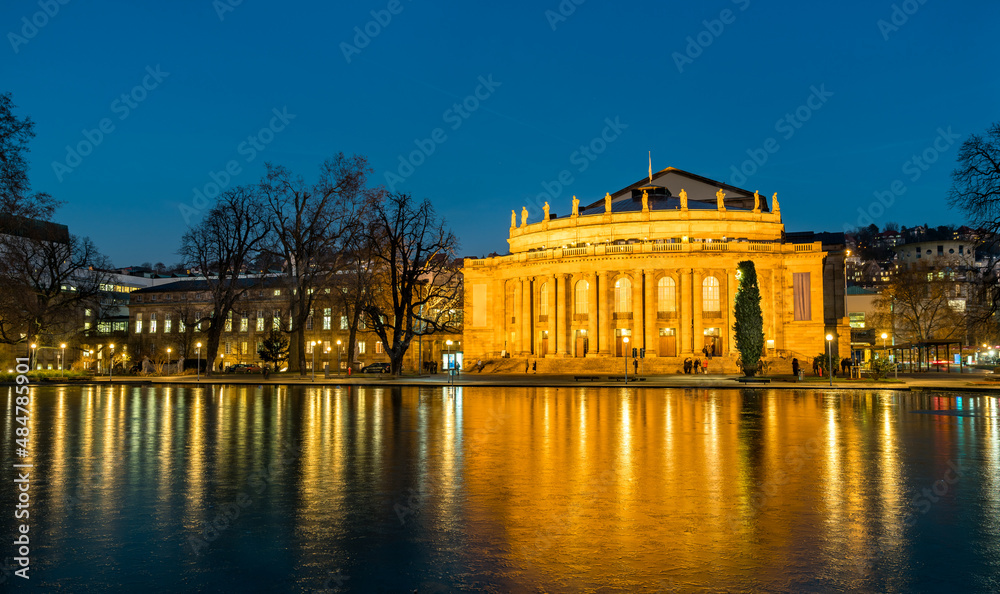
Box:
[735,377,771,384]
[574,375,601,381]
[608,375,646,382]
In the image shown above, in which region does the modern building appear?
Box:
[462,167,850,373]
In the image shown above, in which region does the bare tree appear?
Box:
[0,92,59,219]
[872,263,967,343]
[178,186,268,375]
[0,219,111,348]
[259,154,378,374]
[361,192,461,375]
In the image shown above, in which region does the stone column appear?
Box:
[552,274,573,357]
[597,271,610,355]
[644,272,657,356]
[679,269,692,354]
[693,270,704,355]
[513,278,523,354]
[587,272,599,357]
[632,271,643,356]
[521,278,532,354]
[724,269,736,356]
[493,277,505,355]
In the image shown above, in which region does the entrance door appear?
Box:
[615,329,632,357]
[575,332,588,357]
[703,328,721,356]
[539,331,549,357]
[659,328,676,357]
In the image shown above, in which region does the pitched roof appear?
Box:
[583,166,770,212]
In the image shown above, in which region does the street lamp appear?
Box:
[60,343,66,372]
[826,334,833,386]
[446,339,454,383]
[310,341,317,382]
[336,339,342,376]
[623,336,630,383]
[29,343,36,370]
[196,342,202,381]
[108,343,115,382]
[167,348,172,375]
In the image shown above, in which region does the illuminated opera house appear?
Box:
[462,167,849,373]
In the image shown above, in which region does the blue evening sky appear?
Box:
[4,0,998,265]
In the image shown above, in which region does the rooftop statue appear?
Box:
[753,191,761,213]
[679,189,688,210]
[511,209,516,228]
[772,192,780,214]
[716,188,726,211]
[642,189,649,211]
[521,206,529,227]
[543,201,550,220]
[572,195,579,217]
[605,192,612,213]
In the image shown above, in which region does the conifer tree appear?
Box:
[733,260,765,376]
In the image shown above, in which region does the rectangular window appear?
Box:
[793,272,812,321]
[273,311,281,331]
[306,315,313,330]
[274,289,281,296]
[306,342,314,354]
[256,314,265,332]
[84,322,91,330]
[84,308,92,317]
[164,314,172,333]
[149,313,157,333]
[225,341,232,355]
[375,341,383,354]
[240,316,248,332]
[959,245,964,254]
[324,308,333,330]
[849,312,865,328]
[179,318,186,333]
[135,313,143,334]
[241,341,248,355]
[225,312,232,332]
[938,245,944,255]
[357,341,366,354]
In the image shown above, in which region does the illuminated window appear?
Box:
[224,312,232,332]
[225,341,232,355]
[178,318,186,333]
[274,289,281,296]
[657,277,676,313]
[375,341,383,354]
[324,308,332,330]
[135,313,143,334]
[702,277,720,312]
[357,341,366,354]
[164,314,172,333]
[273,311,281,331]
[256,311,264,332]
[614,278,632,313]
[241,341,248,355]
[539,282,549,316]
[340,315,348,330]
[306,342,314,354]
[149,313,157,333]
[240,316,248,332]
[575,280,589,314]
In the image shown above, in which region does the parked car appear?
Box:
[361,362,391,374]
[228,363,263,373]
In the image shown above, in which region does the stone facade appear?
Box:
[463,168,850,373]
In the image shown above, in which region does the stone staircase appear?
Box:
[472,353,805,376]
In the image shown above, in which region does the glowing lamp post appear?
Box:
[30,343,36,370]
[310,341,317,382]
[623,336,630,383]
[336,340,342,376]
[446,339,454,383]
[167,348,172,375]
[60,343,67,372]
[109,343,115,383]
[196,342,202,381]
[826,334,834,386]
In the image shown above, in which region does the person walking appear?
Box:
[792,357,800,378]
[694,357,702,374]
[683,357,692,374]
[702,359,709,374]
[632,358,638,376]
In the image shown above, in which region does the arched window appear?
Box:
[657,277,676,314]
[703,276,720,312]
[539,282,549,316]
[614,277,632,313]
[575,280,589,314]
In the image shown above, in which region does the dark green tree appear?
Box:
[733,260,765,376]
[257,330,289,371]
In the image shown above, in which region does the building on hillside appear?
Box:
[462,167,850,373]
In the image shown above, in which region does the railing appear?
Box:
[701,243,729,251]
[652,243,683,252]
[794,243,815,252]
[748,242,773,252]
[563,246,588,257]
[527,250,550,260]
[469,259,488,266]
[606,244,633,254]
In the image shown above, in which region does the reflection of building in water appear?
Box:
[463,167,849,372]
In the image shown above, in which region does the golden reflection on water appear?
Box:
[12,385,1000,591]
